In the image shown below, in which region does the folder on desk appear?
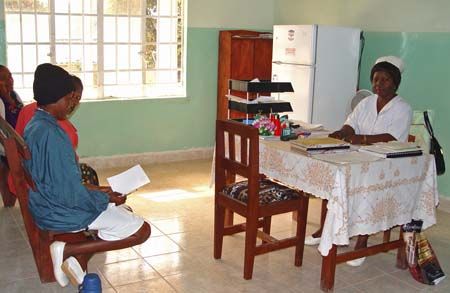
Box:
[290,137,350,152]
[359,144,423,158]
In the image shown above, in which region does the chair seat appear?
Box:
[222,178,300,205]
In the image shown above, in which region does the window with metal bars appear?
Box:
[3,0,186,101]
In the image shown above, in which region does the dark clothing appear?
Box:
[1,90,23,128]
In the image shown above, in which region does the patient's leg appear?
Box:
[354,234,369,250]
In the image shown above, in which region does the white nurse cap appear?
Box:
[375,56,405,73]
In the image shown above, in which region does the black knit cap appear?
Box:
[33,63,74,106]
[370,61,402,90]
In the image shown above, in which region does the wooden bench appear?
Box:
[0,116,150,283]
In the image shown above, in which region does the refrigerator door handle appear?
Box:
[272,61,315,67]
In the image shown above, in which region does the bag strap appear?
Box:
[423,111,435,138]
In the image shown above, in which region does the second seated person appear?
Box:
[24,63,150,287]
[304,56,412,266]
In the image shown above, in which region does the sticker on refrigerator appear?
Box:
[285,48,296,56]
[288,29,295,41]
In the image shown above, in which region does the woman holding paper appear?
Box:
[306,56,413,266]
[24,64,150,287]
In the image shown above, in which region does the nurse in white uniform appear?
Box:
[306,56,413,266]
[330,56,412,144]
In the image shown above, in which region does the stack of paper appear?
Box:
[373,141,421,151]
[290,137,350,155]
[359,142,423,158]
[294,120,324,131]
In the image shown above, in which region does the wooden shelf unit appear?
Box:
[217,30,273,120]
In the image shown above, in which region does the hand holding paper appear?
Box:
[106,164,151,195]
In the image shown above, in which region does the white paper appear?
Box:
[373,141,421,151]
[107,164,150,195]
[292,120,324,131]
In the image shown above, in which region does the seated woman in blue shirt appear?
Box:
[24,63,150,287]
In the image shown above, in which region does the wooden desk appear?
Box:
[258,140,438,291]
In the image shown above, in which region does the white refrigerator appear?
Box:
[272,25,361,130]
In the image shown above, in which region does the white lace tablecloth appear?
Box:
[259,140,438,256]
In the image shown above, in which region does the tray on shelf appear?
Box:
[228,79,294,93]
[228,100,293,114]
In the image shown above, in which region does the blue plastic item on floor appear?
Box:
[79,273,102,293]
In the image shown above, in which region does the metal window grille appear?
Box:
[3,0,186,101]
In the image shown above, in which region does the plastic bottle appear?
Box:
[79,273,102,293]
[274,116,281,136]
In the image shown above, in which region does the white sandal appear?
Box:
[304,235,321,246]
[61,256,86,286]
[346,257,366,267]
[50,241,69,287]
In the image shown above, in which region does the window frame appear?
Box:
[3,0,187,102]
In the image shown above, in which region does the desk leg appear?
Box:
[396,230,408,269]
[320,244,337,292]
[313,200,328,237]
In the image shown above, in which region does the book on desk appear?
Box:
[290,137,350,155]
[359,142,423,158]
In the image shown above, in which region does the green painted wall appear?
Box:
[274,0,450,32]
[189,0,274,29]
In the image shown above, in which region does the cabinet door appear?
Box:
[230,39,255,80]
[254,39,272,80]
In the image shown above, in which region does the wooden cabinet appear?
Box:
[217,30,273,120]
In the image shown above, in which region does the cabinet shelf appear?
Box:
[228,100,293,114]
[227,79,294,116]
[217,30,273,120]
[228,79,294,93]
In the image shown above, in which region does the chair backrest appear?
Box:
[215,120,260,205]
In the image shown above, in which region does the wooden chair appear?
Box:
[214,119,310,279]
[0,116,150,283]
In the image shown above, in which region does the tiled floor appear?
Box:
[1,158,449,292]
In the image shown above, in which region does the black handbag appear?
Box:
[424,111,445,175]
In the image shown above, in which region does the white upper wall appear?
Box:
[274,0,450,32]
[188,0,274,29]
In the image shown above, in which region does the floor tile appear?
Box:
[133,235,181,258]
[144,251,201,277]
[115,278,175,293]
[352,274,421,292]
[0,254,39,284]
[99,258,160,287]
